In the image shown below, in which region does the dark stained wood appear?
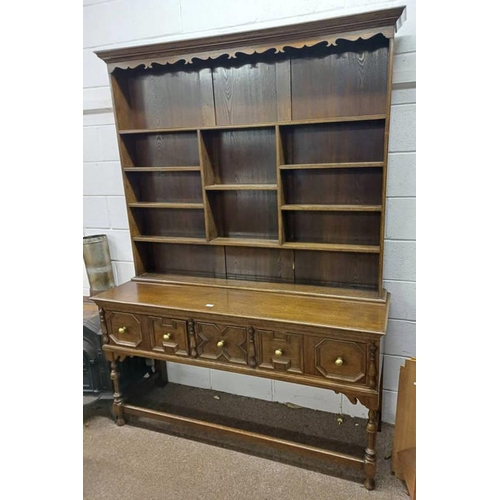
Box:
[276,58,292,122]
[281,204,381,212]
[118,114,386,134]
[116,64,215,129]
[122,132,199,167]
[213,55,280,126]
[129,202,204,209]
[154,359,169,386]
[133,236,207,245]
[205,184,277,191]
[291,36,389,120]
[137,242,226,278]
[225,247,294,283]
[93,7,405,490]
[201,128,277,184]
[133,208,206,239]
[364,409,379,490]
[281,120,385,164]
[209,191,279,240]
[280,161,383,170]
[126,170,203,203]
[282,242,380,253]
[282,168,383,206]
[123,166,200,172]
[378,37,396,295]
[294,250,379,290]
[197,130,218,241]
[284,211,381,246]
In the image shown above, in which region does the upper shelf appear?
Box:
[279,162,384,170]
[124,167,201,172]
[118,114,386,135]
[95,7,406,71]
[205,184,278,191]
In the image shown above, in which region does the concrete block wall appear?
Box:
[83,0,416,424]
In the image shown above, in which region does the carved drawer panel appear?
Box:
[307,337,367,384]
[108,311,144,348]
[194,321,248,365]
[257,330,304,374]
[148,316,189,357]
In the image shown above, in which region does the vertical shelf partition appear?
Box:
[108,31,393,293]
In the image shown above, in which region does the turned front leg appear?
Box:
[364,409,378,490]
[110,360,125,426]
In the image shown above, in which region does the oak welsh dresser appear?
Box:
[91,6,406,490]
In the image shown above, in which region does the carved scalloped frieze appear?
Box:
[107,27,393,73]
[333,389,379,411]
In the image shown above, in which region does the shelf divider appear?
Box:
[281,204,382,212]
[197,130,218,241]
[276,125,286,245]
[204,184,278,191]
[282,242,380,254]
[117,114,386,136]
[128,202,205,209]
[133,236,208,245]
[124,167,201,172]
[279,162,384,170]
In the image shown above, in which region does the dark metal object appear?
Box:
[83,312,149,395]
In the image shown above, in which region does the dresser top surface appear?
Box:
[91,281,390,335]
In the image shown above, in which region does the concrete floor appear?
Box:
[83,384,408,500]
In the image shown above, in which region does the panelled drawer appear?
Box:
[195,320,248,365]
[305,336,368,384]
[105,310,372,387]
[256,330,304,374]
[148,316,189,357]
[106,310,189,357]
[108,311,146,349]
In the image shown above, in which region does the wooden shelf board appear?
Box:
[279,162,384,170]
[209,237,280,248]
[133,236,208,245]
[205,184,278,191]
[133,235,379,253]
[128,202,204,209]
[124,167,201,172]
[281,204,382,212]
[282,242,380,253]
[133,273,387,303]
[118,114,386,136]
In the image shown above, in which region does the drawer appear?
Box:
[306,336,367,384]
[148,316,189,357]
[108,311,146,348]
[194,321,248,365]
[257,330,303,374]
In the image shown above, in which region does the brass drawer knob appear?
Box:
[274,348,284,357]
[163,333,172,340]
[335,357,344,366]
[217,340,225,348]
[118,327,127,334]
